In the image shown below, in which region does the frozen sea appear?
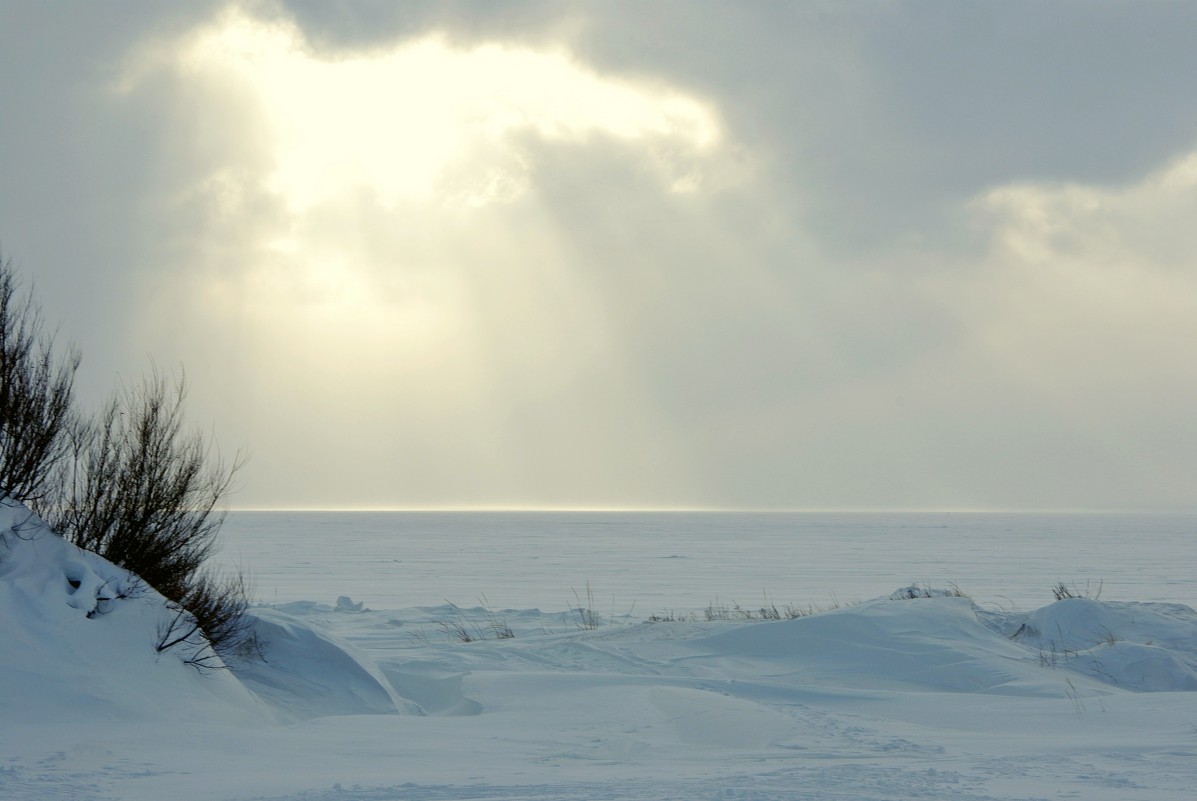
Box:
[218,511,1197,612]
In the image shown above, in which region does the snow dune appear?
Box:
[3,500,1197,800]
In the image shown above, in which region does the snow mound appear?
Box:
[335,595,365,612]
[690,594,1054,694]
[1011,597,1197,691]
[0,499,421,729]
[687,590,1197,697]
[0,499,270,724]
[230,607,421,719]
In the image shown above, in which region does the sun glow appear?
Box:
[158,8,722,212]
[108,5,732,505]
[119,5,727,373]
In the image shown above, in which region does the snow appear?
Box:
[0,500,269,727]
[4,500,1197,800]
[1011,597,1197,691]
[231,605,420,720]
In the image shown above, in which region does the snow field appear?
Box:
[4,501,1197,800]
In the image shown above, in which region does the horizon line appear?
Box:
[225,505,1197,514]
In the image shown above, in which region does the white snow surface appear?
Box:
[4,501,1197,800]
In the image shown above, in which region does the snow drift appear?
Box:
[0,500,407,725]
[4,497,1197,800]
[0,499,267,724]
[228,605,420,719]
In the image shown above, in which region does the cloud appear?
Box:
[102,5,748,507]
[859,147,1197,508]
[122,8,722,210]
[3,2,1196,509]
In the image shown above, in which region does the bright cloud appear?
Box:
[127,8,722,212]
[104,5,739,507]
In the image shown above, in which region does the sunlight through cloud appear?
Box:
[106,4,730,506]
[156,7,722,211]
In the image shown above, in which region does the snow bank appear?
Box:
[0,499,429,727]
[0,499,270,725]
[690,594,1057,694]
[681,590,1197,697]
[1011,597,1197,691]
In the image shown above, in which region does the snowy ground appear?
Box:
[4,502,1197,800]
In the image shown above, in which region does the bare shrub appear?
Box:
[50,371,250,660]
[155,570,254,670]
[1,254,248,665]
[179,569,254,658]
[0,255,80,505]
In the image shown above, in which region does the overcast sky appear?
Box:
[3,1,1196,510]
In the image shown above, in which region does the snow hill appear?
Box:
[0,499,267,725]
[3,499,1197,800]
[0,500,407,726]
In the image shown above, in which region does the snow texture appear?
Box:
[3,499,1197,800]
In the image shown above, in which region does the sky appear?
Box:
[2,1,1196,511]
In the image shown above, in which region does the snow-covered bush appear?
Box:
[0,255,249,663]
[0,497,269,717]
[48,371,251,659]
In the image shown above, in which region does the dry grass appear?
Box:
[437,598,514,643]
[1052,580,1103,601]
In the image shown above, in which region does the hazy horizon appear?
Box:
[224,505,1197,515]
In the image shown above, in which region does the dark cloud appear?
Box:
[0,2,226,397]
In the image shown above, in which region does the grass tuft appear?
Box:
[891,584,969,600]
[436,598,514,643]
[571,581,600,630]
[1052,579,1103,601]
[702,593,841,622]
